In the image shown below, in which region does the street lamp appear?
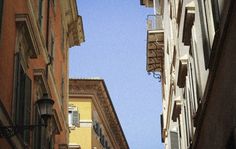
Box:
[0,93,54,138]
[36,93,54,126]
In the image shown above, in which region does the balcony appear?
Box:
[140,0,153,7]
[146,14,164,72]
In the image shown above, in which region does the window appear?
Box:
[183,106,190,148]
[202,0,222,67]
[14,54,32,144]
[182,1,195,45]
[188,30,200,118]
[188,56,199,113]
[68,111,73,127]
[68,107,79,128]
[170,131,179,149]
[100,135,105,146]
[154,0,163,15]
[93,121,100,135]
[176,0,183,24]
[104,140,108,148]
[204,0,220,47]
[177,55,188,88]
[185,79,195,141]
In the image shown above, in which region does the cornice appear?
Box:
[69,79,129,149]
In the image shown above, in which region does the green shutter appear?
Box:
[72,111,79,127]
[23,75,32,144]
[14,53,21,124]
[17,64,25,125]
[14,53,32,143]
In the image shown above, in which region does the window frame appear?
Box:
[14,53,32,144]
[199,0,221,67]
[68,106,80,128]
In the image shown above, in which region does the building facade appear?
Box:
[141,0,236,148]
[69,79,129,149]
[0,0,84,148]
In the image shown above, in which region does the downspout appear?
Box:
[46,0,52,79]
[46,0,50,49]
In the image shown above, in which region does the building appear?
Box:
[141,0,236,149]
[0,0,84,148]
[69,79,129,149]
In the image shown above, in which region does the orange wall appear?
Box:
[0,0,69,148]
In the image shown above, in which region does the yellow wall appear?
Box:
[69,127,92,149]
[69,97,114,149]
[92,130,103,149]
[70,98,92,120]
[69,97,92,149]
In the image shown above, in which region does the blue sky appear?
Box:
[69,1,163,148]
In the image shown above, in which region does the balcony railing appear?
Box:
[146,14,163,31]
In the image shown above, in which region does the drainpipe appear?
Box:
[46,0,52,79]
[46,0,50,49]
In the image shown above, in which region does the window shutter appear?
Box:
[24,75,31,144]
[160,114,164,142]
[170,131,179,149]
[72,111,79,127]
[16,63,25,126]
[14,53,21,124]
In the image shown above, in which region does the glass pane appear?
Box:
[68,111,72,126]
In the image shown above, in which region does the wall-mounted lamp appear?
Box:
[36,93,54,125]
[0,93,54,138]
